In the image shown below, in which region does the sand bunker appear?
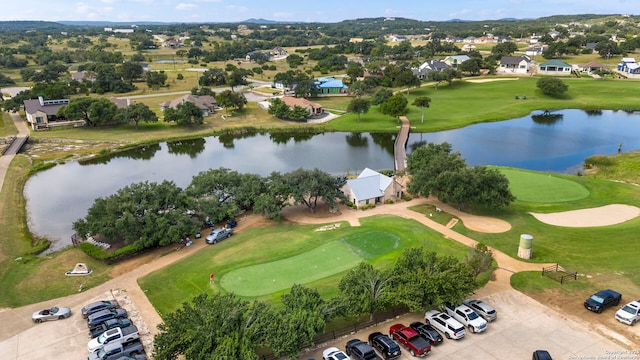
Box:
[530,204,640,227]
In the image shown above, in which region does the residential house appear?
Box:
[625,63,640,75]
[349,37,364,43]
[271,46,287,57]
[163,39,183,48]
[617,57,637,72]
[443,55,471,68]
[341,168,402,208]
[411,60,450,80]
[498,56,531,74]
[390,35,407,42]
[538,59,572,75]
[246,50,272,62]
[71,70,95,82]
[109,97,133,109]
[315,77,348,95]
[578,61,607,73]
[462,44,477,52]
[160,94,217,116]
[525,44,544,57]
[280,96,323,117]
[23,96,69,130]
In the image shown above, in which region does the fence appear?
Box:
[259,305,410,360]
[542,263,578,284]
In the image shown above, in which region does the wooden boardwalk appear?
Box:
[394,116,410,173]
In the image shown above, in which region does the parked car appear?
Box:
[584,289,622,313]
[87,340,144,360]
[82,300,119,318]
[445,303,488,333]
[615,299,640,325]
[345,339,382,360]
[87,309,128,327]
[225,218,237,228]
[409,321,443,345]
[113,355,147,360]
[32,306,72,323]
[532,349,553,360]
[322,346,351,360]
[424,310,466,340]
[463,298,498,322]
[88,325,140,353]
[388,324,431,357]
[90,318,134,338]
[368,332,401,359]
[205,228,233,244]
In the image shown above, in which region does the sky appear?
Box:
[1,0,638,23]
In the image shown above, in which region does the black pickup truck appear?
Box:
[87,339,144,360]
[584,289,622,313]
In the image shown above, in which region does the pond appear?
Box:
[24,109,640,252]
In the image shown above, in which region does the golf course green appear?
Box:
[500,168,590,203]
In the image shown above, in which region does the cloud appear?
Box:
[226,5,248,13]
[176,3,198,10]
[75,2,114,19]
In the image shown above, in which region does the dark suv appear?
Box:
[81,300,119,318]
[345,339,382,360]
[368,332,401,359]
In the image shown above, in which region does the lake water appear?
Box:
[24,109,640,251]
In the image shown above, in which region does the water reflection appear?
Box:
[167,138,206,158]
[346,132,369,147]
[531,112,563,125]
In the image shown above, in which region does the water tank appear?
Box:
[518,234,533,259]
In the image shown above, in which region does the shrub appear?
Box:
[386,199,394,204]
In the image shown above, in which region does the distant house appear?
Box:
[578,61,607,73]
[525,44,544,57]
[538,59,572,75]
[246,50,272,62]
[390,35,407,42]
[163,39,182,48]
[315,77,348,95]
[271,46,287,57]
[23,97,69,130]
[462,44,477,52]
[349,37,364,43]
[443,55,471,68]
[109,97,133,109]
[625,63,640,75]
[411,60,450,80]
[71,70,95,82]
[341,168,402,208]
[160,95,217,116]
[280,96,323,117]
[498,56,531,74]
[617,58,637,72]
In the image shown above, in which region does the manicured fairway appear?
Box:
[500,168,589,203]
[221,241,362,296]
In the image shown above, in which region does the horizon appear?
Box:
[1,0,637,24]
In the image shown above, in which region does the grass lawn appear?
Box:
[139,215,471,315]
[499,168,590,203]
[0,111,18,137]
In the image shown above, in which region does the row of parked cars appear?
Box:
[584,289,640,326]
[323,298,497,360]
[81,300,147,360]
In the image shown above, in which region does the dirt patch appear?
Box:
[530,204,640,227]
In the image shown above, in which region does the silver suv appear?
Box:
[205,228,233,244]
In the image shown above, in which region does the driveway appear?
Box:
[302,278,626,359]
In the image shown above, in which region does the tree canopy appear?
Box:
[347,97,371,122]
[57,97,118,127]
[163,101,204,125]
[536,77,569,97]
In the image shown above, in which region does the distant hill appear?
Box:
[0,20,66,32]
[240,18,293,24]
[58,21,169,26]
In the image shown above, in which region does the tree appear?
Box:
[293,78,319,98]
[146,71,168,88]
[459,58,482,76]
[406,142,467,198]
[380,93,408,120]
[254,171,290,219]
[348,80,369,97]
[57,97,118,127]
[267,285,326,358]
[466,243,494,281]
[164,101,204,125]
[115,103,158,130]
[118,62,143,83]
[73,180,197,250]
[268,98,292,119]
[346,61,364,83]
[412,96,431,124]
[199,68,227,87]
[153,293,272,360]
[433,166,514,209]
[289,105,309,121]
[347,97,371,122]
[228,68,252,91]
[216,90,247,112]
[284,168,345,213]
[370,88,393,105]
[392,248,477,311]
[333,263,393,321]
[286,53,304,68]
[537,77,569,97]
[0,73,15,86]
[491,42,518,58]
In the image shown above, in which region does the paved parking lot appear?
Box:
[303,288,629,360]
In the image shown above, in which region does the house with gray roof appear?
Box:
[538,59,572,76]
[411,60,450,80]
[443,55,471,68]
[160,94,217,116]
[498,56,531,74]
[341,168,402,208]
[23,96,69,130]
